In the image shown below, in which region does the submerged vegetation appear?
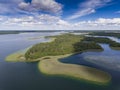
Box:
[25,34,102,60]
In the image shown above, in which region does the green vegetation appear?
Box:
[90,32,120,38]
[84,37,120,49]
[39,55,111,85]
[83,37,112,43]
[25,34,102,60]
[109,41,120,50]
[109,41,120,47]
[6,47,32,62]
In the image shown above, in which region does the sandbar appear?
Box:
[38,54,111,85]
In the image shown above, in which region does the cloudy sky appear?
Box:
[0,0,120,30]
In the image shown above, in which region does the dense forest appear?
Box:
[90,32,120,38]
[25,34,120,60]
[84,37,120,48]
[25,34,102,60]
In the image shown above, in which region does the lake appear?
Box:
[0,32,120,90]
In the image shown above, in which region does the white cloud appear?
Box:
[0,0,63,15]
[0,14,120,30]
[0,14,71,29]
[18,0,63,14]
[95,18,120,25]
[37,14,60,24]
[74,18,120,30]
[68,0,111,20]
[57,20,70,26]
[18,2,30,11]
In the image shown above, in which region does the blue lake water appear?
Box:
[0,32,120,90]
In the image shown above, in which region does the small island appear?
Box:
[84,37,120,50]
[6,34,113,85]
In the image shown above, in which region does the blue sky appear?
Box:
[0,0,120,30]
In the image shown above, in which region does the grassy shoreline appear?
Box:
[6,48,27,62]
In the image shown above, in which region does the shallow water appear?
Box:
[0,32,120,90]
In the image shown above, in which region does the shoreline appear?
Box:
[110,46,120,50]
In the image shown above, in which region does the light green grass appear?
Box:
[6,51,25,62]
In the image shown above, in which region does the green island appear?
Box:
[90,32,120,38]
[84,37,120,49]
[6,34,113,85]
